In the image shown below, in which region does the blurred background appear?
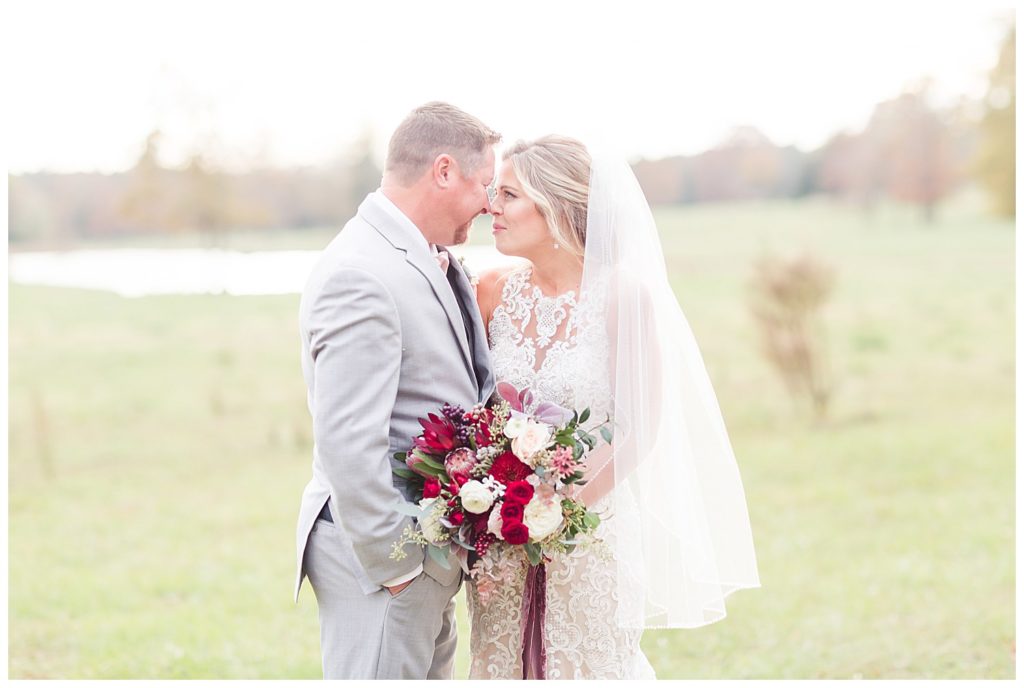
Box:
[6,0,1015,679]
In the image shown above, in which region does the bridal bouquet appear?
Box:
[390,382,610,579]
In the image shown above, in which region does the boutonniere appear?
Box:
[458,255,480,287]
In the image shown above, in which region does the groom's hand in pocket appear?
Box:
[385,580,414,596]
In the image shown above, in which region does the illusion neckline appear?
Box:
[520,267,579,303]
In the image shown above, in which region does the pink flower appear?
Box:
[551,445,576,478]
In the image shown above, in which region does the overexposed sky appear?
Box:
[5,0,1015,173]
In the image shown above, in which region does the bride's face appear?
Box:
[490,160,552,258]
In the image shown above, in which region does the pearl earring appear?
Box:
[553,242,560,250]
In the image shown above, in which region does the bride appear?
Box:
[467,136,760,679]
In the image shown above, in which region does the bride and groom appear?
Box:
[294,102,760,679]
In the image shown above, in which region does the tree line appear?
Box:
[9,26,1014,243]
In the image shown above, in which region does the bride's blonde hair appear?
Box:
[503,136,591,259]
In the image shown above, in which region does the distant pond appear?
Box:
[8,246,509,297]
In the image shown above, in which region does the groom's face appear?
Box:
[446,149,495,245]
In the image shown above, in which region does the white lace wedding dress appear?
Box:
[466,267,656,680]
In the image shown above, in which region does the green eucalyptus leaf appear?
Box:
[414,450,445,471]
[394,501,428,518]
[427,544,452,570]
[451,530,474,551]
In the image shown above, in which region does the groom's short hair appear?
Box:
[385,102,501,185]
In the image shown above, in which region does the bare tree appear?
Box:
[748,253,836,421]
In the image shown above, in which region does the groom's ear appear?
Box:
[433,154,455,188]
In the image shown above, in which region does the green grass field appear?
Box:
[8,195,1015,678]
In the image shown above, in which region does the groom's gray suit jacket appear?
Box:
[295,192,494,601]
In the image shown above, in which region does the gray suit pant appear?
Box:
[304,519,460,679]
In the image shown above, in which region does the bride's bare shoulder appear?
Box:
[477,265,520,296]
[476,265,528,322]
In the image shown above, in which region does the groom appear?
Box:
[294,102,498,679]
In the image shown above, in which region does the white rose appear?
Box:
[523,495,563,541]
[511,420,552,462]
[459,480,495,514]
[417,498,449,544]
[487,506,504,540]
[503,416,528,439]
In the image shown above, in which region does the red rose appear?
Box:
[449,511,465,526]
[422,478,441,499]
[504,480,534,505]
[501,520,530,545]
[500,501,524,523]
[488,451,533,484]
[448,480,460,495]
[453,473,470,486]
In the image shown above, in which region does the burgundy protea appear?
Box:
[488,451,533,485]
[413,413,458,455]
[405,452,437,479]
[445,447,477,482]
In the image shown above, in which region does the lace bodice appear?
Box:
[487,268,610,420]
[471,265,653,680]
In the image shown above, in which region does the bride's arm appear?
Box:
[474,268,508,333]
[578,276,663,507]
[578,444,613,507]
